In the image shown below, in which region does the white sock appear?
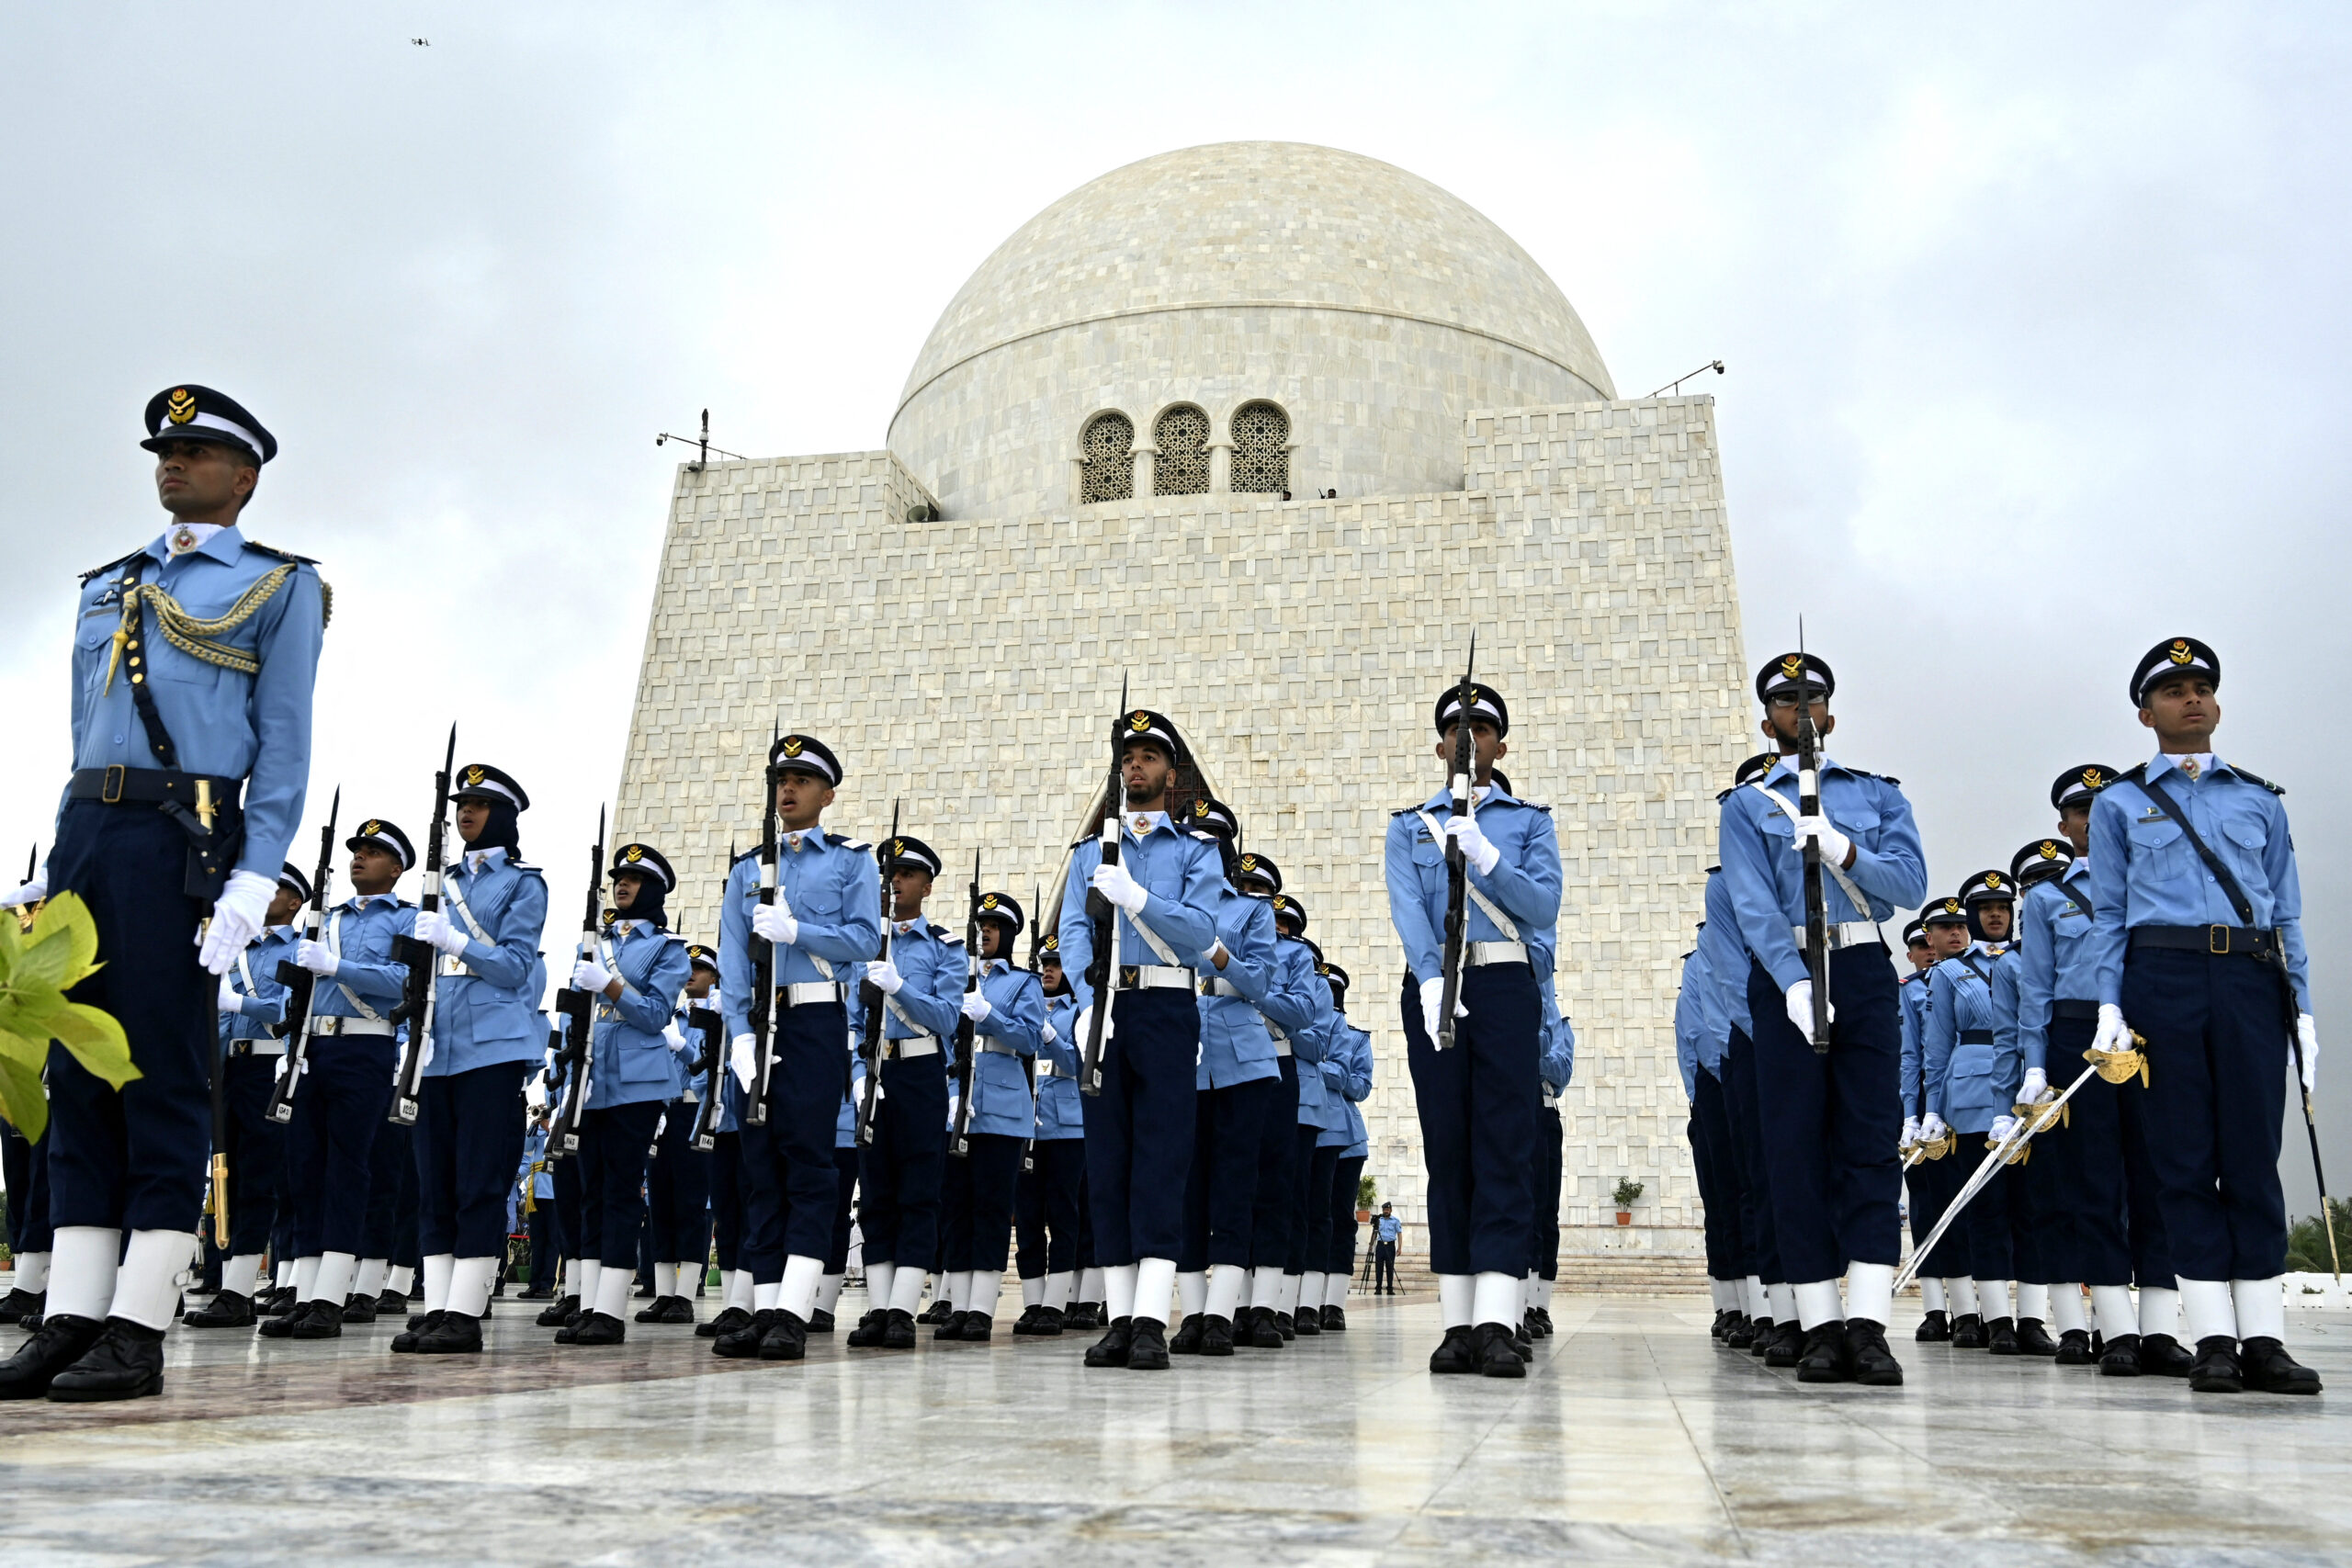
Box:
[923,1272,942,1305]
[865,1262,896,1312]
[1437,1274,1475,1329]
[653,1262,678,1299]
[1952,1278,1980,1316]
[888,1265,926,1315]
[2179,1279,2235,1341]
[112,1229,196,1330]
[817,1273,843,1314]
[388,1265,414,1296]
[727,1270,755,1313]
[1251,1264,1283,1309]
[449,1256,498,1317]
[1331,1274,1351,1310]
[1206,1263,1246,1320]
[275,1259,295,1291]
[1080,1267,1103,1303]
[1981,1280,2014,1321]
[423,1255,456,1313]
[1523,1272,1539,1311]
[1533,1278,1554,1314]
[594,1260,635,1320]
[2050,1285,2088,1334]
[1022,1275,1046,1308]
[1768,1281,1797,1323]
[1792,1279,1845,1330]
[1045,1270,1075,1311]
[560,1258,582,1297]
[2140,1284,2180,1339]
[2092,1285,2137,1339]
[1301,1271,1326,1312]
[354,1258,389,1298]
[1920,1278,1947,1314]
[1279,1274,1303,1316]
[310,1251,357,1306]
[947,1270,974,1313]
[1177,1270,1208,1319]
[1744,1275,1764,1317]
[1710,1280,1735,1311]
[1472,1271,1518,1328]
[2232,1277,2284,1342]
[293,1256,321,1304]
[1846,1263,1894,1326]
[753,1280,782,1311]
[220,1253,262,1299]
[1103,1262,1139,1322]
[580,1260,605,1311]
[2018,1281,2050,1321]
[47,1228,121,1322]
[970,1269,1003,1322]
[1134,1258,1176,1325]
[780,1255,822,1318]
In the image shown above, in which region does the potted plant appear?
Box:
[1356,1174,1377,1224]
[1612,1177,1643,1226]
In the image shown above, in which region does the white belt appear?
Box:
[1542,1087,1559,1109]
[1198,976,1247,998]
[1037,1057,1074,1079]
[775,981,845,1008]
[978,1040,1023,1057]
[229,1038,287,1056]
[1467,941,1528,966]
[1119,964,1193,990]
[1267,1024,1293,1058]
[882,1034,940,1059]
[1792,923,1883,950]
[312,1016,396,1038]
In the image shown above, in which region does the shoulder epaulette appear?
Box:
[242,541,322,567]
[79,548,144,585]
[1189,829,1219,843]
[1715,785,1736,803]
[933,922,958,942]
[2231,766,2286,796]
[509,860,542,874]
[830,833,870,852]
[1391,804,1424,819]
[730,845,760,867]
[2120,761,2150,783]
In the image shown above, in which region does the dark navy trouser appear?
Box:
[1081,987,1199,1267]
[1689,1066,1744,1280]
[414,1060,527,1258]
[2118,1074,2177,1291]
[1403,963,1540,1277]
[286,1036,395,1258]
[361,1119,415,1261]
[1247,1059,1303,1269]
[1300,1142,1340,1278]
[1745,953,1902,1285]
[1329,1155,1365,1279]
[1720,1025,1781,1285]
[709,1130,742,1273]
[941,1133,1021,1274]
[4,1123,53,1256]
[739,1000,852,1280]
[644,1101,711,1267]
[858,1052,946,1269]
[1531,1110,1563,1280]
[2123,946,2291,1280]
[827,1144,857,1274]
[1961,1157,2017,1284]
[1014,1136,1084,1280]
[577,1098,661,1269]
[2033,1013,2132,1286]
[218,1053,280,1258]
[550,1146,582,1267]
[1181,1074,1275,1270]
[1905,1150,1966,1280]
[1282,1123,1322,1273]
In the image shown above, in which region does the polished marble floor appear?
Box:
[2,1291,2346,1565]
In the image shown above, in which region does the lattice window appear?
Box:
[1080,412,1135,504]
[1231,401,1289,494]
[1152,405,1210,495]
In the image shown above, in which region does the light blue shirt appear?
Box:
[1193,890,1283,1089]
[523,1124,552,1199]
[2014,865,2098,1076]
[585,919,691,1111]
[1716,755,1928,990]
[1056,816,1224,1013]
[2086,752,2309,1010]
[1375,1214,1402,1244]
[1035,992,1084,1140]
[1920,948,2012,1133]
[1696,866,1753,1039]
[964,958,1046,1138]
[845,919,967,1058]
[66,526,325,879]
[1319,1018,1373,1154]
[429,846,549,1074]
[1898,966,1931,1115]
[1675,948,1706,1100]
[221,924,298,1040]
[1383,784,1561,984]
[313,893,413,1025]
[718,827,886,1035]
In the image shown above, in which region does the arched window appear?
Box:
[1080,412,1135,504]
[1152,405,1210,495]
[1230,401,1289,494]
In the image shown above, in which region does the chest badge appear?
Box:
[169,525,198,555]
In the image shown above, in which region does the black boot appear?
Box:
[808,1307,836,1334]
[757,1309,808,1360]
[1032,1305,1065,1337]
[1012,1303,1046,1336]
[1199,1314,1236,1357]
[0,1314,104,1399]
[1429,1325,1476,1373]
[390,1311,443,1353]
[1763,1320,1804,1368]
[1294,1303,1321,1337]
[288,1299,345,1339]
[882,1308,918,1349]
[1511,1318,1533,1359]
[2138,1332,2195,1376]
[411,1311,481,1354]
[2098,1332,2143,1376]
[341,1292,378,1325]
[1985,1316,2020,1355]
[1275,1311,1295,1342]
[257,1304,302,1339]
[1913,1310,1950,1343]
[700,1305,751,1340]
[934,1310,970,1341]
[1475,1322,1526,1379]
[1744,1316,1773,1355]
[1084,1317,1133,1368]
[713,1309,777,1359]
[1067,1301,1102,1330]
[2053,1328,2095,1365]
[567,1311,627,1346]
[518,1281,555,1301]
[263,1286,298,1317]
[1723,1313,1756,1348]
[185,1290,256,1328]
[2240,1337,2322,1395]
[1321,1304,1347,1332]
[1948,1312,1985,1348]
[963,1314,996,1342]
[1795,1321,1849,1383]
[0,1286,42,1325]
[1244,1305,1285,1349]
[45,1317,167,1402]
[1125,1317,1170,1371]
[2188,1336,2244,1393]
[1842,1318,1904,1386]
[1169,1314,1205,1355]
[536,1294,580,1328]
[1531,1306,1554,1336]
[376,1287,410,1315]
[919,1296,955,1325]
[2014,1317,2060,1357]
[845,1309,889,1348]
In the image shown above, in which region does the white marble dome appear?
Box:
[888,141,1615,519]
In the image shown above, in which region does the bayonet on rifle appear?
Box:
[854,803,902,1145]
[948,850,982,1159]
[548,808,607,1156]
[266,787,341,1126]
[1080,677,1128,1096]
[389,727,456,1126]
[1794,623,1831,1055]
[1435,636,1477,1051]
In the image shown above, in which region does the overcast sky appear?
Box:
[6,4,2346,1214]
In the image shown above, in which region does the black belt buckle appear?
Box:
[1120,965,1139,988]
[102,763,126,804]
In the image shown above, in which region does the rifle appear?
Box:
[1435,636,1476,1050]
[948,851,982,1159]
[388,727,456,1127]
[853,803,902,1145]
[1793,623,1831,1054]
[686,863,729,1154]
[1080,677,1128,1097]
[1021,878,1041,1174]
[548,808,607,1157]
[266,787,341,1125]
[745,729,780,1128]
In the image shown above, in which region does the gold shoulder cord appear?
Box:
[104,563,334,694]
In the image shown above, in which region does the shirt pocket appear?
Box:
[2128,814,2188,880]
[2216,806,2270,899]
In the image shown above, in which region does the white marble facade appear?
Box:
[616,143,1750,1270]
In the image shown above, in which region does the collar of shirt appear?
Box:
[891,918,927,936]
[266,923,296,940]
[781,825,828,853]
[341,892,400,910]
[464,845,509,875]
[1121,809,1171,838]
[2149,750,2219,783]
[147,522,244,565]
[613,918,655,937]
[1418,781,1521,813]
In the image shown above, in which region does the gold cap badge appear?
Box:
[463,765,485,787]
[165,388,196,425]
[2168,640,2193,665]
[624,845,643,863]
[981,894,998,910]
[2082,767,2105,790]
[782,737,804,758]
[2038,841,2059,860]
[362,819,382,836]
[1129,712,1151,732]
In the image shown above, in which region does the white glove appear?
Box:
[662,1021,689,1054]
[1072,1007,1094,1053]
[1900,1115,1921,1147]
[865,958,904,997]
[1091,861,1149,915]
[197,870,277,976]
[1,870,47,909]
[960,991,992,1023]
[414,909,471,958]
[543,1045,558,1075]
[2019,1067,2051,1105]
[402,1032,435,1080]
[1792,814,1852,867]
[1419,975,1464,1044]
[751,902,799,946]
[571,957,614,994]
[1042,1021,1058,1045]
[218,975,243,1013]
[2298,1013,2319,1093]
[296,938,339,976]
[1782,978,1834,1036]
[1919,1111,1949,1143]
[2091,1002,2131,1055]
[525,1076,548,1111]
[1989,1114,2020,1145]
[1442,814,1502,874]
[729,1032,758,1091]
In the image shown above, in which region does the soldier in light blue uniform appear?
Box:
[1716,653,1924,1388]
[1694,825,1778,1357]
[1894,918,1961,1343]
[1292,939,1351,1336]
[262,818,416,1340]
[554,843,690,1347]
[1057,708,1225,1371]
[1384,679,1561,1379]
[933,891,1046,1340]
[392,762,549,1357]
[1678,932,1746,1342]
[693,948,760,1344]
[185,863,311,1329]
[1963,865,2065,1359]
[1263,896,1334,1343]
[1,387,326,1404]
[717,733,881,1363]
[1918,894,2020,1352]
[1317,965,1374,1332]
[641,944,720,1327]
[816,1030,865,1333]
[1531,957,1575,1337]
[2085,638,2321,1395]
[518,1113,557,1301]
[1012,934,1086,1335]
